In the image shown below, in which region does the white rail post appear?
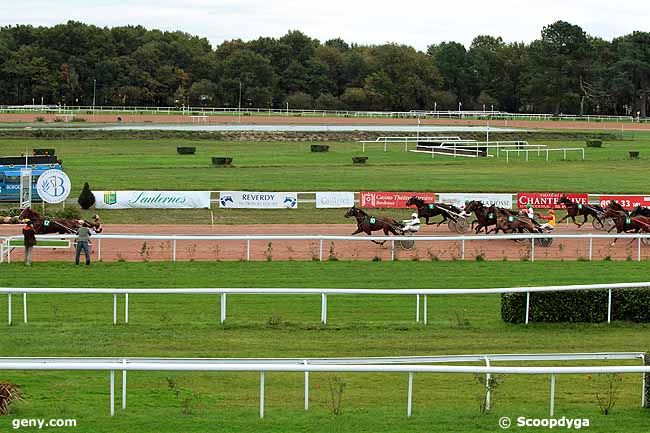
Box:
[260,371,265,418]
[122,359,127,410]
[589,235,593,261]
[220,293,226,324]
[607,289,612,324]
[110,370,115,416]
[7,293,11,325]
[384,137,387,152]
[407,372,413,417]
[423,295,428,325]
[113,294,117,325]
[525,292,530,325]
[303,360,309,410]
[247,240,251,261]
[638,236,642,262]
[416,295,420,323]
[172,239,177,262]
[550,373,556,416]
[319,239,323,261]
[97,238,101,261]
[391,240,395,261]
[125,293,129,324]
[321,293,327,324]
[531,238,535,262]
[461,239,465,260]
[484,357,491,411]
[23,293,27,323]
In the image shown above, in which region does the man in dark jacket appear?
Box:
[22,219,37,266]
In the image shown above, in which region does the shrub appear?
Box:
[0,381,23,415]
[586,140,602,148]
[501,289,650,323]
[35,116,45,122]
[77,182,96,209]
[177,147,196,155]
[644,352,650,409]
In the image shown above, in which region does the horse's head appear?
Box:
[606,200,624,212]
[344,206,358,219]
[558,195,572,206]
[19,207,38,221]
[631,206,643,217]
[464,200,482,214]
[405,196,423,208]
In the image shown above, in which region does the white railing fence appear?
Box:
[1,232,648,264]
[3,282,649,327]
[0,353,646,417]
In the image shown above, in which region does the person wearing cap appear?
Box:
[22,219,37,266]
[75,225,92,265]
[402,212,421,233]
[538,209,556,231]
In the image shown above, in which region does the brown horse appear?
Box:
[345,206,402,245]
[557,195,604,228]
[405,196,461,226]
[19,208,102,235]
[603,208,650,245]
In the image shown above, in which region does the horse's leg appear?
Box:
[437,215,447,227]
[580,213,589,227]
[351,227,364,235]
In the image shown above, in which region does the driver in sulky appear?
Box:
[402,212,421,233]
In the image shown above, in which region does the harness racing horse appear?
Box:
[19,208,102,235]
[631,205,650,218]
[557,196,605,228]
[464,200,499,234]
[405,196,462,226]
[603,208,650,246]
[344,206,402,245]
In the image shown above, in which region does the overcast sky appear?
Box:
[1,0,647,50]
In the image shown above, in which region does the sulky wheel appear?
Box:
[592,218,605,231]
[447,220,457,232]
[454,218,469,233]
[642,237,650,246]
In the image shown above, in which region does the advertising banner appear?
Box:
[599,195,650,210]
[359,191,435,208]
[438,193,513,209]
[94,191,211,209]
[36,169,71,204]
[315,192,355,208]
[517,193,588,209]
[219,191,298,209]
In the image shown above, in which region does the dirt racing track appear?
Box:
[2,223,649,263]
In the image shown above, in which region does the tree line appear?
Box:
[0,21,648,117]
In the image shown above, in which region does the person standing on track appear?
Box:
[22,219,36,266]
[75,226,92,265]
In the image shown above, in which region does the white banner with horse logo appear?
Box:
[94,191,211,209]
[219,191,298,209]
[36,169,71,204]
[438,193,513,209]
[316,192,355,208]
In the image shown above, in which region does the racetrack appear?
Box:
[2,222,648,262]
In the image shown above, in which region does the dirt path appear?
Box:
[1,113,648,131]
[1,223,647,263]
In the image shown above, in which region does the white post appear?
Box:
[220,293,226,324]
[423,295,428,325]
[550,373,556,417]
[607,289,612,324]
[563,149,567,160]
[260,371,265,418]
[321,293,327,324]
[484,357,491,412]
[461,239,465,260]
[638,237,642,262]
[23,293,27,323]
[407,372,413,417]
[125,294,129,324]
[113,294,117,325]
[247,240,251,261]
[110,370,115,416]
[319,239,323,261]
[172,239,176,262]
[97,238,101,261]
[391,240,395,261]
[531,238,535,262]
[525,292,530,325]
[303,361,309,410]
[7,293,11,325]
[589,236,593,260]
[416,295,420,323]
[384,137,387,152]
[122,359,127,410]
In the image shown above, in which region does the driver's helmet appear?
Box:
[527,204,532,209]
[549,209,555,215]
[411,213,418,219]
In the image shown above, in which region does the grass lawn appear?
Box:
[0,261,649,432]
[1,133,649,224]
